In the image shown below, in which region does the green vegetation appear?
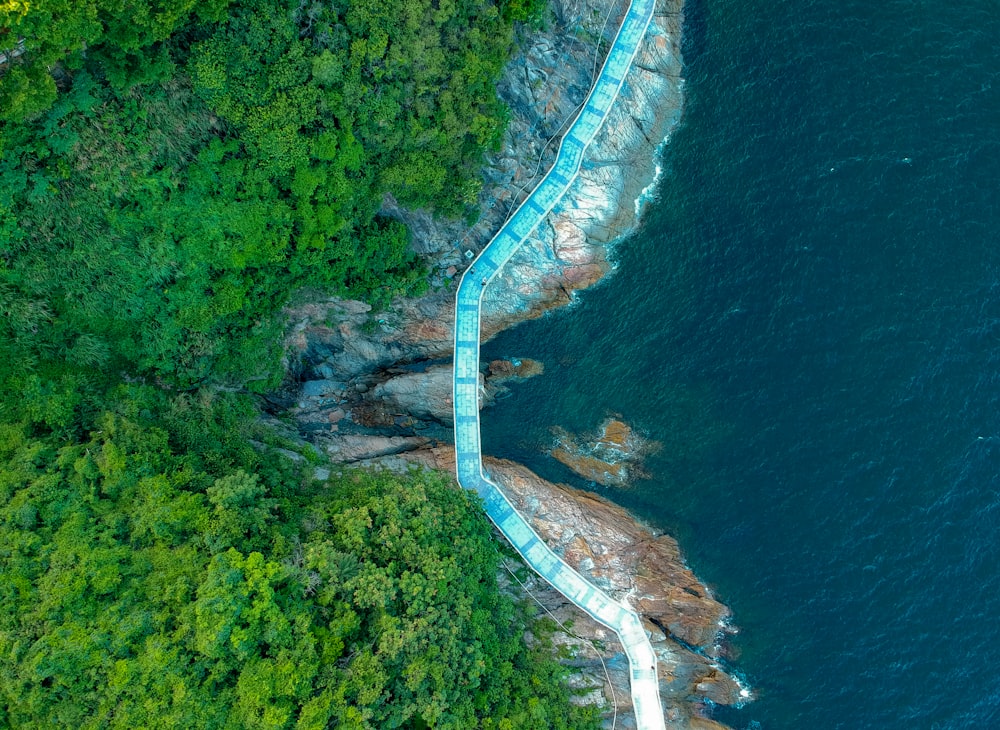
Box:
[1,0,518,396]
[0,388,600,728]
[0,0,600,727]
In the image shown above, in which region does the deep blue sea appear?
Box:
[482,0,1000,726]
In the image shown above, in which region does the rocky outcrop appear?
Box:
[280,348,544,461]
[551,417,660,487]
[283,0,685,389]
[399,447,750,728]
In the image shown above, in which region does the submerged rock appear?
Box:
[550,417,660,487]
[487,357,545,381]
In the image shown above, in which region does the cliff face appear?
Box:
[271,0,751,726]
[281,0,684,387]
[381,0,684,322]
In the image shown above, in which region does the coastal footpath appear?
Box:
[278,0,749,725]
[450,0,667,724]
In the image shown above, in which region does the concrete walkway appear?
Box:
[451,0,665,727]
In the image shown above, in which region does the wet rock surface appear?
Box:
[551,417,661,487]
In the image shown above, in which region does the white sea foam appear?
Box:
[634,142,669,217]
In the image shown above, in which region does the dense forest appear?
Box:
[1,0,542,395]
[0,0,594,727]
[0,388,598,728]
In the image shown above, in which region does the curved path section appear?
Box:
[451,0,664,727]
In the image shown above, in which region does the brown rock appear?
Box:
[563,534,597,572]
[551,446,628,484]
[401,313,453,351]
[688,719,737,730]
[561,262,609,291]
[483,456,730,650]
[551,217,595,265]
[487,357,544,383]
[549,417,659,488]
[398,447,746,728]
[695,668,747,706]
[598,418,631,449]
[350,401,395,428]
[488,359,516,377]
[403,444,457,473]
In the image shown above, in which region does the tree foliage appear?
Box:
[0,0,230,121]
[0,391,599,729]
[0,0,584,725]
[1,0,526,399]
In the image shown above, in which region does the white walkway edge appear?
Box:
[451,0,666,727]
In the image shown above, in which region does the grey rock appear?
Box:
[314,362,336,379]
[301,379,344,397]
[324,435,430,462]
[369,365,458,424]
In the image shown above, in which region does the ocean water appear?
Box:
[481,0,1000,727]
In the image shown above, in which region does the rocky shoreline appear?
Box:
[404,448,749,729]
[271,0,751,726]
[279,0,686,448]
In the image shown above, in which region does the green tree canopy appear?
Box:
[1,0,528,400]
[0,0,230,121]
[0,390,600,729]
[0,0,585,724]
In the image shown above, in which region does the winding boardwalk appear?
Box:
[451,0,665,727]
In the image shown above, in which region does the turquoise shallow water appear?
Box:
[482,0,1000,726]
